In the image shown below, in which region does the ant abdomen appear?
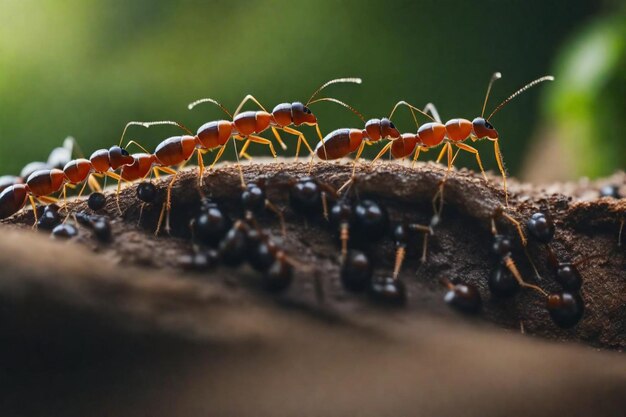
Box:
[290,177,322,215]
[444,118,473,142]
[154,136,197,166]
[390,134,420,159]
[341,249,373,293]
[527,212,555,243]
[547,292,584,328]
[26,169,65,196]
[233,110,272,136]
[315,128,363,160]
[63,159,92,184]
[196,120,233,148]
[0,184,29,219]
[417,122,447,147]
[353,199,388,242]
[191,200,231,246]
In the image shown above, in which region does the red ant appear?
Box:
[312,101,418,192]
[375,73,554,207]
[0,146,134,222]
[187,78,362,164]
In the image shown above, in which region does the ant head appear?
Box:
[291,102,317,126]
[472,117,499,140]
[108,146,135,169]
[380,118,401,139]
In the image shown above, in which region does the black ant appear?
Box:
[442,277,482,314]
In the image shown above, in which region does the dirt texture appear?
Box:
[0,159,624,416]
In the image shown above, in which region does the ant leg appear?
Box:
[238,138,252,159]
[196,148,209,188]
[435,145,447,164]
[431,143,453,216]
[410,146,423,167]
[233,94,287,150]
[455,142,488,181]
[392,245,406,280]
[28,195,39,226]
[153,166,178,235]
[372,142,393,163]
[264,199,287,238]
[494,208,528,246]
[493,139,509,208]
[233,94,267,116]
[281,126,313,160]
[246,134,278,158]
[492,212,542,281]
[337,142,365,195]
[209,142,229,170]
[87,174,102,193]
[502,256,547,296]
[422,103,443,123]
[409,223,432,264]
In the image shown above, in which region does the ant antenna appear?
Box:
[118,121,193,147]
[308,97,366,123]
[487,75,554,121]
[306,77,362,105]
[388,101,436,124]
[187,98,233,118]
[481,72,502,118]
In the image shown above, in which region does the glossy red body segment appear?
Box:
[0,184,29,219]
[348,129,365,152]
[271,103,292,127]
[90,149,111,173]
[121,154,156,181]
[233,111,259,136]
[315,128,355,160]
[63,158,92,184]
[154,136,196,166]
[254,111,272,133]
[196,120,233,149]
[417,122,447,147]
[26,169,65,196]
[445,118,473,142]
[391,134,420,159]
[364,119,382,141]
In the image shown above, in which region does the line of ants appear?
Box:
[0,73,557,236]
[0,68,620,330]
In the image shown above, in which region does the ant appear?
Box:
[376,73,554,208]
[0,136,78,194]
[0,146,134,222]
[187,78,362,165]
[442,277,482,314]
[311,102,409,193]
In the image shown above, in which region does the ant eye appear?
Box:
[389,122,396,129]
[485,121,494,130]
[121,149,130,156]
[304,107,311,114]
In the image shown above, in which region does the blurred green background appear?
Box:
[0,0,624,180]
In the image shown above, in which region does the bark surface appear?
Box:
[1,160,624,416]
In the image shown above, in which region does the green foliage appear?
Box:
[0,0,614,177]
[546,15,626,177]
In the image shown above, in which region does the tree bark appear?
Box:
[0,160,624,416]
